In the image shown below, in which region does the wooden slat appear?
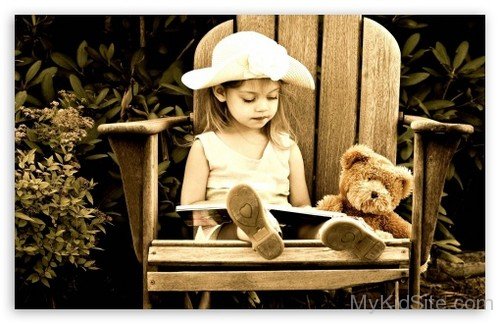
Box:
[97,115,191,135]
[420,134,461,265]
[142,134,158,309]
[193,20,234,134]
[147,269,408,291]
[149,246,408,267]
[278,15,319,195]
[316,15,362,200]
[151,238,411,248]
[108,135,146,263]
[358,18,401,163]
[236,15,275,38]
[410,133,424,308]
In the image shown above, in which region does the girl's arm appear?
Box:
[180,140,210,205]
[288,143,311,207]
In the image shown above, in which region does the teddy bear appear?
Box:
[316,144,413,239]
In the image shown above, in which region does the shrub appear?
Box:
[15,92,109,289]
[371,15,485,262]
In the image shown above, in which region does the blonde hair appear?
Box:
[194,79,296,149]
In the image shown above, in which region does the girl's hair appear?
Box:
[194,79,296,149]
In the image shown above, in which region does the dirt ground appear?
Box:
[348,251,486,310]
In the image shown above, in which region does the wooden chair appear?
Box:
[97,15,473,309]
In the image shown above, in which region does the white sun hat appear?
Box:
[181,31,315,90]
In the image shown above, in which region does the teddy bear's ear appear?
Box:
[341,144,373,170]
[397,166,414,198]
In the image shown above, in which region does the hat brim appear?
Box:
[181,55,315,90]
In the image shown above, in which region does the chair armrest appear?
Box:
[97,114,193,135]
[399,113,474,134]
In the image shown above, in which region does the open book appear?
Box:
[176,202,345,227]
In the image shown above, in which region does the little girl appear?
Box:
[180,31,385,261]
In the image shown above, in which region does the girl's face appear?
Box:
[213,79,280,131]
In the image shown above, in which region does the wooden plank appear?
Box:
[236,15,275,38]
[142,134,158,309]
[97,115,191,135]
[193,20,233,134]
[409,133,424,308]
[151,238,411,248]
[420,134,461,265]
[358,18,400,163]
[108,136,146,263]
[147,269,409,291]
[316,15,362,200]
[148,246,409,267]
[278,15,319,195]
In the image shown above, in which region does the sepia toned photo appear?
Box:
[14,14,485,310]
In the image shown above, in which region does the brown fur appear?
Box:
[317,144,413,238]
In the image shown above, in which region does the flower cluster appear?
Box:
[16,100,94,152]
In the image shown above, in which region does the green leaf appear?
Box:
[131,49,146,71]
[25,60,42,84]
[164,15,176,28]
[121,88,133,110]
[400,72,429,87]
[95,88,109,105]
[452,41,469,69]
[459,56,485,74]
[158,160,170,173]
[438,250,464,264]
[41,278,51,288]
[69,74,87,100]
[107,43,115,63]
[172,147,189,163]
[437,214,454,225]
[407,48,428,63]
[15,91,27,109]
[400,142,413,161]
[434,242,462,253]
[158,106,174,117]
[41,73,56,102]
[105,106,121,119]
[402,33,420,57]
[414,97,431,117]
[85,154,108,160]
[432,42,451,67]
[160,83,192,96]
[77,40,89,69]
[436,222,455,239]
[15,212,45,225]
[99,44,108,60]
[51,52,78,71]
[436,239,461,247]
[422,100,455,111]
[31,67,58,86]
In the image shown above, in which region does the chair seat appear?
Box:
[147,239,410,292]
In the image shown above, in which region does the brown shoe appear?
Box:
[319,216,386,260]
[226,184,284,260]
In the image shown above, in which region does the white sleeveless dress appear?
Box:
[193,131,293,241]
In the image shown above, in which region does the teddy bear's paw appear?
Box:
[375,230,394,240]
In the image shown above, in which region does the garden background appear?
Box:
[14,15,485,309]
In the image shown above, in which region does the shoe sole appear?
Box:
[320,218,386,260]
[226,184,284,260]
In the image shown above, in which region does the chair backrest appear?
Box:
[193,15,401,203]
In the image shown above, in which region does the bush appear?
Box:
[370,15,485,262]
[15,92,109,291]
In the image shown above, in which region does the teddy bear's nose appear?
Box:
[371,191,379,199]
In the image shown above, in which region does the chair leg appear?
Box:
[198,291,212,309]
[384,281,400,309]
